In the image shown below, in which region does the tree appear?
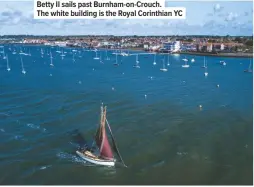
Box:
[245,40,253,46]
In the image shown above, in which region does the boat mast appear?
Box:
[105,118,127,167]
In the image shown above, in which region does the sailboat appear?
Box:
[73,53,75,62]
[160,59,168,72]
[41,48,44,58]
[133,54,140,68]
[201,57,207,68]
[60,49,65,59]
[182,56,188,62]
[182,58,189,68]
[167,53,170,66]
[153,53,156,65]
[50,52,54,67]
[204,59,208,77]
[2,47,7,60]
[20,55,26,74]
[220,61,226,66]
[6,55,11,71]
[100,52,103,64]
[113,54,119,66]
[94,51,100,60]
[76,104,126,167]
[244,60,252,73]
[105,50,110,60]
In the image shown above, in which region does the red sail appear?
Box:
[95,106,113,160]
[100,128,113,160]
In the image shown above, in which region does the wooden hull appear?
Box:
[76,151,115,167]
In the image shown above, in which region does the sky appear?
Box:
[0,0,253,36]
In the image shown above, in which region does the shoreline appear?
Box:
[2,43,253,58]
[125,48,253,58]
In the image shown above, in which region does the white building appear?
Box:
[220,44,225,50]
[163,41,181,52]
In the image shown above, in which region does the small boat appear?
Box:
[20,55,26,74]
[2,47,7,59]
[60,49,65,59]
[191,58,195,63]
[220,61,226,66]
[153,53,157,65]
[182,58,189,68]
[182,57,188,62]
[244,60,252,73]
[133,54,140,68]
[6,55,11,71]
[105,50,110,60]
[76,104,126,167]
[94,51,100,60]
[160,59,168,72]
[73,53,75,62]
[113,54,119,66]
[167,53,170,66]
[50,52,54,67]
[201,57,207,68]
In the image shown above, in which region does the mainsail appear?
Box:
[95,106,114,160]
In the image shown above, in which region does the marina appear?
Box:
[0,44,252,184]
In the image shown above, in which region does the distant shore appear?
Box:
[3,43,253,58]
[116,47,253,58]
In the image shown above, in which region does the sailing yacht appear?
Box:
[182,58,189,68]
[167,53,170,66]
[105,50,110,60]
[100,52,104,64]
[20,56,26,74]
[60,49,65,59]
[220,61,226,66]
[50,52,54,67]
[133,54,140,68]
[201,57,207,68]
[73,53,75,62]
[41,48,44,57]
[94,51,100,60]
[182,56,188,62]
[113,54,119,66]
[160,59,168,72]
[76,104,126,167]
[244,60,253,73]
[3,48,6,60]
[153,53,156,65]
[204,59,208,76]
[6,55,11,71]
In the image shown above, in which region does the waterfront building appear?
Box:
[163,41,181,52]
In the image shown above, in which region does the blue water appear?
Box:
[0,45,252,184]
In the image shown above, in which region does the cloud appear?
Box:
[214,3,223,13]
[0,1,252,36]
[225,12,238,22]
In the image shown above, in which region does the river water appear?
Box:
[0,45,252,184]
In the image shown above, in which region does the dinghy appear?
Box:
[76,104,126,167]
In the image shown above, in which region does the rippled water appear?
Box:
[0,45,252,185]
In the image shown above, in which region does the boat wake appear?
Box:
[39,165,52,170]
[26,123,46,132]
[56,152,96,167]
